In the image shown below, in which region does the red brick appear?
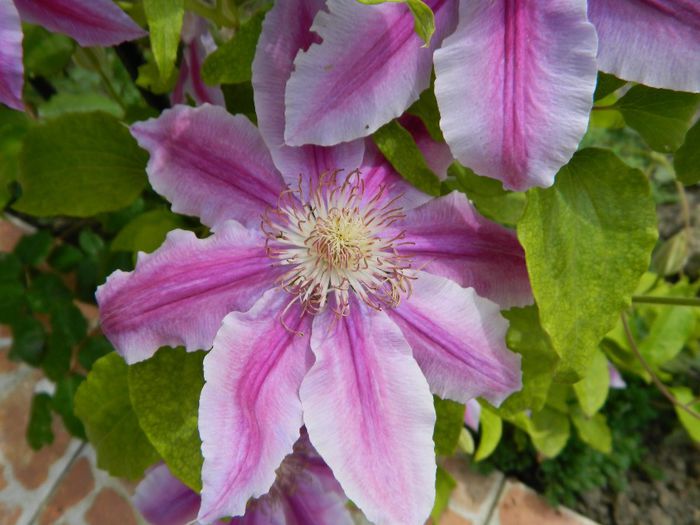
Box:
[38,457,95,525]
[85,488,137,525]
[0,220,28,252]
[497,483,583,525]
[440,509,474,525]
[0,502,22,525]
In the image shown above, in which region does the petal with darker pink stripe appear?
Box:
[0,0,23,111]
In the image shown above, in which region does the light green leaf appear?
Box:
[499,306,558,415]
[431,466,456,523]
[669,387,700,442]
[518,149,657,381]
[443,163,525,226]
[527,407,570,458]
[129,347,204,490]
[639,305,694,367]
[457,428,475,455]
[571,410,612,453]
[38,93,124,119]
[572,349,610,417]
[652,230,689,277]
[143,0,185,81]
[616,85,700,152]
[14,112,148,217]
[112,209,185,253]
[202,9,267,85]
[75,354,160,479]
[433,396,465,456]
[674,119,700,186]
[372,120,440,196]
[357,0,435,45]
[0,106,31,206]
[474,406,502,461]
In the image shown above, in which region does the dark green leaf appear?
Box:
[75,353,161,479]
[78,335,114,371]
[48,244,84,273]
[202,9,267,85]
[78,229,105,257]
[27,393,54,450]
[143,0,185,81]
[593,72,625,102]
[0,253,26,323]
[9,316,46,366]
[15,230,52,266]
[372,120,440,196]
[0,107,31,206]
[129,347,205,490]
[14,112,148,217]
[22,26,74,77]
[26,273,72,314]
[674,119,700,186]
[517,149,657,381]
[433,396,465,456]
[616,86,700,152]
[52,374,86,439]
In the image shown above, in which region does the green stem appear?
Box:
[632,295,700,307]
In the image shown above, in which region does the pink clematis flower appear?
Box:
[134,432,354,525]
[0,0,146,111]
[282,0,700,191]
[97,1,529,523]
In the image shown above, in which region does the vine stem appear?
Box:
[620,313,700,421]
[631,295,700,307]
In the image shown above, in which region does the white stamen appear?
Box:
[262,170,413,316]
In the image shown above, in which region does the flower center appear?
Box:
[262,170,413,316]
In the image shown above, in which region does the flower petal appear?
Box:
[0,0,23,111]
[387,271,521,405]
[14,0,146,46]
[284,0,458,147]
[198,290,311,523]
[399,191,532,308]
[434,0,597,190]
[131,104,286,230]
[252,0,364,187]
[134,464,200,525]
[97,221,280,364]
[300,299,436,525]
[588,0,700,93]
[464,399,481,432]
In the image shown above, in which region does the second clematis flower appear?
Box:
[282,0,700,191]
[0,0,146,111]
[97,1,530,523]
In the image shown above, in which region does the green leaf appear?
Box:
[674,119,700,186]
[638,305,694,367]
[372,120,440,196]
[527,407,570,458]
[15,230,52,266]
[14,112,148,217]
[443,163,525,226]
[9,316,46,366]
[669,386,700,442]
[22,26,74,77]
[129,347,205,490]
[571,410,612,453]
[457,427,475,454]
[0,253,26,324]
[48,244,84,273]
[433,396,465,456]
[38,93,124,120]
[78,335,113,371]
[78,229,105,257]
[112,209,185,253]
[27,393,54,450]
[202,9,267,85]
[407,85,443,142]
[52,374,86,439]
[517,149,657,381]
[143,0,185,81]
[652,230,689,277]
[499,306,559,415]
[75,353,160,479]
[616,85,700,152]
[572,349,609,417]
[0,107,31,206]
[593,72,625,102]
[474,406,502,461]
[430,466,456,523]
[357,0,435,45]
[26,273,72,313]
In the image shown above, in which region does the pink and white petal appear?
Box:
[281,466,354,525]
[399,115,454,181]
[172,37,225,107]
[588,0,700,93]
[301,300,436,525]
[97,222,281,364]
[252,0,364,187]
[434,0,597,190]
[387,271,521,406]
[284,0,458,147]
[398,192,531,308]
[131,105,286,230]
[464,399,481,432]
[0,0,23,111]
[14,0,145,46]
[134,464,200,525]
[608,361,626,389]
[197,290,312,523]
